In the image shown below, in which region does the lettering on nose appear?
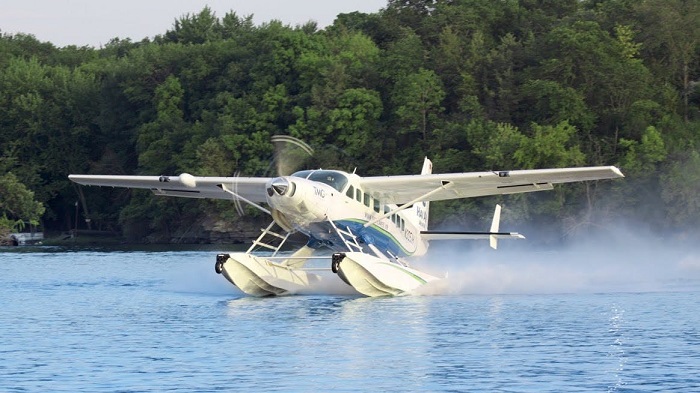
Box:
[314,187,326,198]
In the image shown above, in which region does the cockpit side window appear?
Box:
[346,185,354,199]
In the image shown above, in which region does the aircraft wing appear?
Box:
[68,173,271,202]
[359,166,624,204]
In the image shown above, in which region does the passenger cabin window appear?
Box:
[355,189,362,202]
[373,198,380,213]
[363,192,370,207]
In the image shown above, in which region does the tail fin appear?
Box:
[489,204,501,250]
[411,157,432,231]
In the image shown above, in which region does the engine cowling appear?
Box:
[265,176,329,228]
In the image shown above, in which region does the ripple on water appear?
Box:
[1,250,699,392]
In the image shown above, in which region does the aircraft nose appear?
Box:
[267,177,291,196]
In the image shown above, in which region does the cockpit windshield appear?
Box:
[291,170,349,192]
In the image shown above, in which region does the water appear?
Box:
[1,247,700,392]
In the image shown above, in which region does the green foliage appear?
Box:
[515,121,586,169]
[614,24,641,59]
[519,80,595,132]
[0,172,45,231]
[329,88,383,160]
[137,75,187,174]
[162,7,223,45]
[392,68,445,139]
[619,126,667,175]
[633,0,700,121]
[467,120,525,169]
[1,1,699,241]
[662,150,700,228]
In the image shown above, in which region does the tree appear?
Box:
[327,88,383,163]
[518,79,595,133]
[619,126,667,175]
[662,150,700,228]
[535,20,653,135]
[0,172,45,234]
[393,68,445,140]
[162,6,222,45]
[515,121,585,169]
[466,120,525,170]
[634,0,700,121]
[136,75,187,174]
[379,28,425,83]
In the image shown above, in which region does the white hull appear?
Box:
[335,252,439,297]
[217,253,321,296]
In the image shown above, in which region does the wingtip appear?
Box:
[68,174,89,186]
[611,166,625,178]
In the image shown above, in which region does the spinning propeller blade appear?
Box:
[271,135,314,177]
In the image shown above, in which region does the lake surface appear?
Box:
[1,245,700,392]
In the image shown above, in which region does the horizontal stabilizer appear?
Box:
[420,231,525,241]
[421,204,523,249]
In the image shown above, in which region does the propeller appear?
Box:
[231,170,245,216]
[269,135,362,176]
[270,135,314,177]
[230,135,356,219]
[228,135,315,217]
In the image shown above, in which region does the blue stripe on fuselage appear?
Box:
[304,219,413,257]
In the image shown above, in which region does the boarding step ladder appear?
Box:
[328,220,363,253]
[247,221,291,257]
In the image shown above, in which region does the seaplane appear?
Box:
[69,136,624,297]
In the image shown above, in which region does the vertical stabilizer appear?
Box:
[411,157,433,231]
[489,204,502,250]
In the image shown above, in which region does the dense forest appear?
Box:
[1,0,699,244]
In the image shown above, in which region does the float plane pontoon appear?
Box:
[69,136,623,297]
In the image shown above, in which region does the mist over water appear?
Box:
[160,227,700,297]
[413,226,700,296]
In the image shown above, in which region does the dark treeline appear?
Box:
[1,0,699,243]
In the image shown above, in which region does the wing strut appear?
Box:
[363,181,454,228]
[218,184,271,215]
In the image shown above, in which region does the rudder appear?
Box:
[411,157,432,231]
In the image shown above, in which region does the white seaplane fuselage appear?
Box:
[216,168,439,297]
[268,170,428,257]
